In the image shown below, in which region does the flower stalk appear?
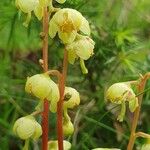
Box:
[41,6,49,150]
[57,49,68,150]
[127,73,150,150]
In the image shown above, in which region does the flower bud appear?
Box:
[13,116,42,140]
[25,73,60,113]
[63,87,80,109]
[48,140,71,150]
[63,119,74,136]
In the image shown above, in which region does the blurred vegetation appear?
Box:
[0,0,150,149]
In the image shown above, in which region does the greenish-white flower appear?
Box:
[49,8,90,44]
[106,83,136,104]
[63,87,80,109]
[66,35,95,74]
[16,0,39,13]
[106,82,138,122]
[48,140,71,150]
[15,0,39,26]
[25,73,60,113]
[13,116,42,140]
[66,35,95,64]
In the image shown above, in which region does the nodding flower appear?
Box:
[66,35,95,74]
[15,0,39,26]
[25,73,60,113]
[106,82,138,122]
[13,115,42,140]
[49,8,91,44]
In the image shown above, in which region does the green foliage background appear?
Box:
[0,0,150,149]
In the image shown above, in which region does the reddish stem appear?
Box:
[41,7,49,150]
[57,49,68,150]
[127,73,150,150]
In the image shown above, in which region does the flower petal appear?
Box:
[58,30,77,44]
[17,0,39,13]
[48,81,60,113]
[80,17,91,35]
[75,37,94,60]
[129,98,138,112]
[34,5,43,20]
[49,19,58,38]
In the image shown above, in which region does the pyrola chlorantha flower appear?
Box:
[66,35,95,74]
[25,73,60,113]
[66,35,95,64]
[63,87,80,109]
[15,0,39,26]
[106,82,138,121]
[106,82,138,108]
[13,115,42,140]
[48,140,71,150]
[15,0,39,13]
[49,8,90,44]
